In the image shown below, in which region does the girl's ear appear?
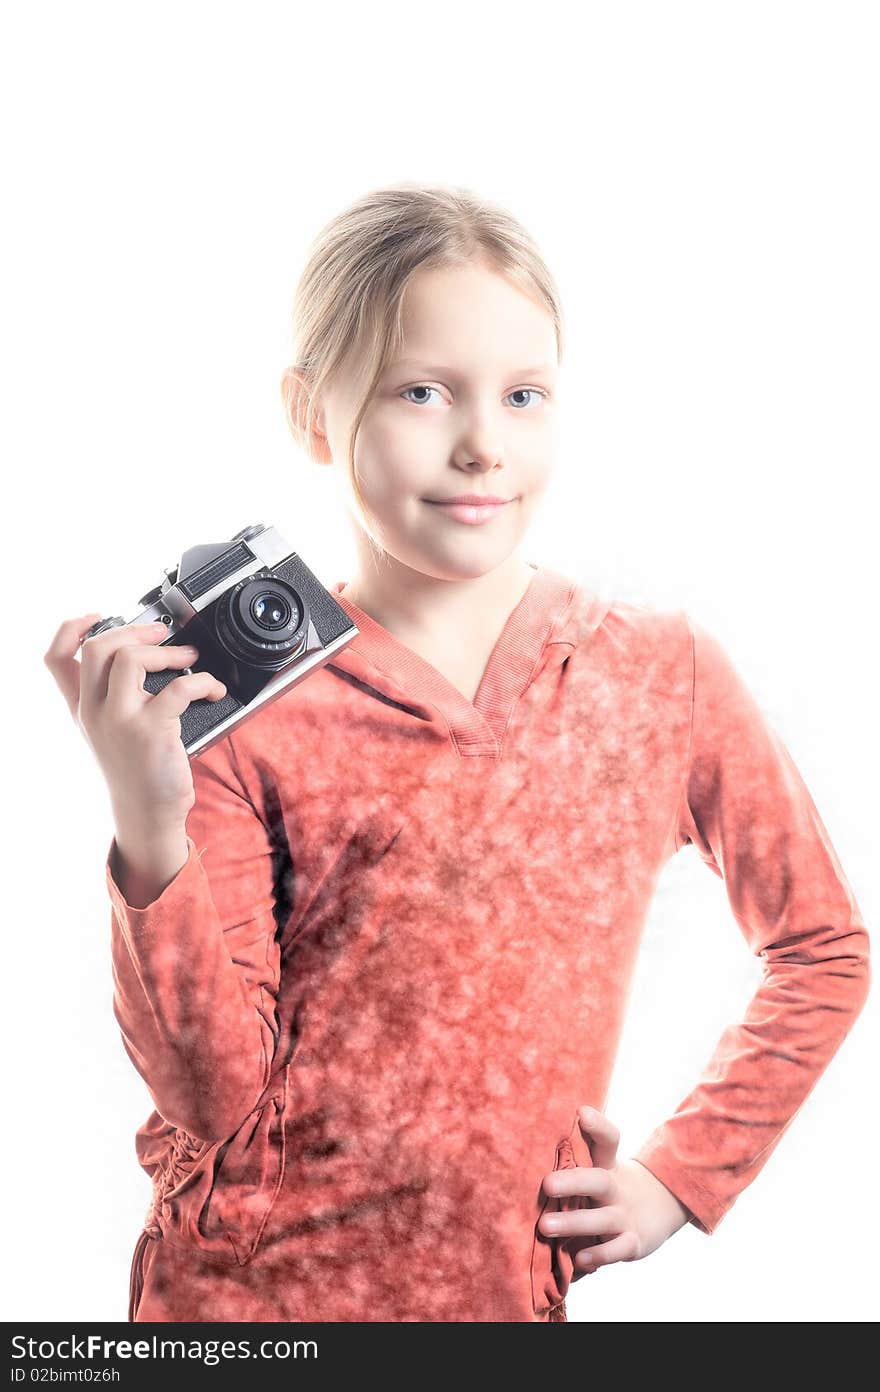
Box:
[280,368,332,465]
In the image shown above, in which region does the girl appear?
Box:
[46,183,870,1323]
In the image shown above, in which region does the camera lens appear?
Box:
[215,575,308,669]
[252,592,291,630]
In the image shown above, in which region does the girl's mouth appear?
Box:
[423,499,513,525]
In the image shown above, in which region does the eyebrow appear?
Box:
[388,360,557,377]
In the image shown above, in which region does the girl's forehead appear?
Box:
[398,266,557,352]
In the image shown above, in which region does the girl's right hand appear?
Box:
[44,613,228,831]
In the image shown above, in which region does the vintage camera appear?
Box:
[83,523,359,758]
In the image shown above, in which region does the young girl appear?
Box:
[46,183,870,1324]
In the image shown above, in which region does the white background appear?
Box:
[3,1,877,1323]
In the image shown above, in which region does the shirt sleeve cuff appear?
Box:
[632,1138,729,1236]
[105,831,203,937]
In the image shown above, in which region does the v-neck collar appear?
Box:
[326,562,577,758]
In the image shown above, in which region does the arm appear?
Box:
[633,616,871,1234]
[106,731,283,1144]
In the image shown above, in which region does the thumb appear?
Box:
[576,1105,621,1172]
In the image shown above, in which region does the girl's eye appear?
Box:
[505,388,547,410]
[400,385,441,406]
[399,385,548,408]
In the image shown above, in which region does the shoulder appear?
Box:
[555,573,691,669]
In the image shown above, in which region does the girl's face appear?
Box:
[313,260,560,584]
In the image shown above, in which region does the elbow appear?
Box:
[837,921,872,1025]
[161,1073,272,1147]
[849,915,871,982]
[156,1043,276,1145]
[173,1092,264,1147]
[852,932,872,1012]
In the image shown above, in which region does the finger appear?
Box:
[576,1105,620,1171]
[575,1230,639,1271]
[150,669,228,722]
[43,612,105,720]
[105,641,207,719]
[542,1166,614,1203]
[539,1201,622,1241]
[79,621,170,718]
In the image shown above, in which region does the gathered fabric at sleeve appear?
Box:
[633,615,871,1235]
[105,731,283,1145]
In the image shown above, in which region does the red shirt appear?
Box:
[106,563,870,1322]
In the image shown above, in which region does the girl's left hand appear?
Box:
[539,1105,692,1274]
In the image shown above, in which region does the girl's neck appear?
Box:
[340,552,537,653]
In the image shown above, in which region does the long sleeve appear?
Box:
[106,731,283,1144]
[633,616,871,1234]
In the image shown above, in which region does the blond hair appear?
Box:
[282,181,565,531]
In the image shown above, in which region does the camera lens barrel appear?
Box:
[215,575,309,669]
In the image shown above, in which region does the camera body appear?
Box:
[83,523,359,758]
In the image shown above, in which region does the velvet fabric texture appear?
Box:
[106,563,870,1321]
